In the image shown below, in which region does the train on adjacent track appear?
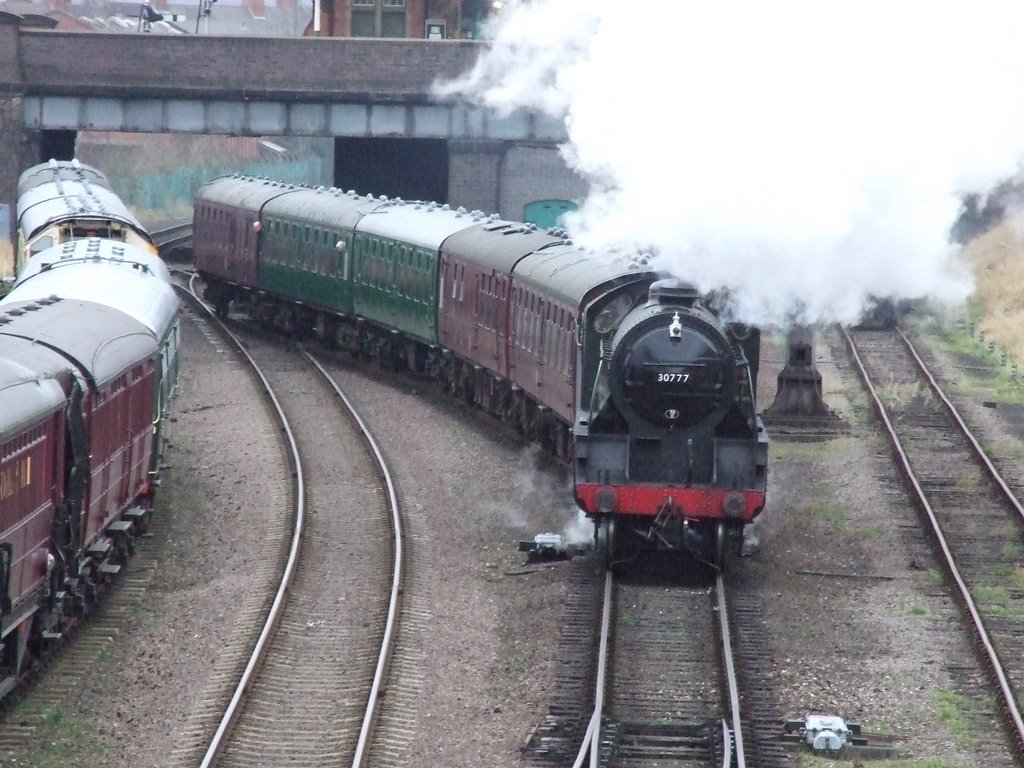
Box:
[194,175,768,568]
[15,157,156,277]
[0,160,179,697]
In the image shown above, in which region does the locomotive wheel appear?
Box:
[603,517,618,570]
[712,521,726,571]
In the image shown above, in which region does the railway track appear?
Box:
[156,286,301,766]
[525,562,767,768]
[152,222,192,259]
[601,571,737,767]
[167,281,410,767]
[845,325,1024,761]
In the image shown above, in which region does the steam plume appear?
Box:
[436,1,1024,326]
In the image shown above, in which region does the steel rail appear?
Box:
[571,570,745,767]
[572,569,612,768]
[303,351,406,768]
[895,327,1024,526]
[842,326,1024,753]
[716,574,745,768]
[178,276,309,768]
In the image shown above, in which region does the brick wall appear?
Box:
[17,31,482,101]
[448,141,585,222]
[448,140,502,214]
[0,17,22,259]
[500,145,585,223]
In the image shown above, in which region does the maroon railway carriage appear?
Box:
[0,349,71,646]
[438,223,574,446]
[439,222,565,379]
[0,297,159,688]
[192,175,283,312]
[440,221,658,463]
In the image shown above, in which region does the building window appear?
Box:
[352,0,406,37]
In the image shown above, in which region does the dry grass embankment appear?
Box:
[960,218,1024,365]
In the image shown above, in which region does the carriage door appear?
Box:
[120,373,135,506]
[438,252,451,346]
[245,214,260,278]
[0,544,11,617]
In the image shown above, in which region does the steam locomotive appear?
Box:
[0,160,179,697]
[193,175,767,567]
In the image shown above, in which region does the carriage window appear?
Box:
[30,236,54,255]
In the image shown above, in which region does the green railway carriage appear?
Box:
[258,187,383,315]
[349,201,484,345]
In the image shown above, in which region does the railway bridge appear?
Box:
[0,13,581,248]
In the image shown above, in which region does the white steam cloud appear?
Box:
[435,1,1024,327]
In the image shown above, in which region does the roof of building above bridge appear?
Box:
[0,0,311,35]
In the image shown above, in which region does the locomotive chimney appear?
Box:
[649,277,699,306]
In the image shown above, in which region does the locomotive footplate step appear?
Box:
[123,507,147,519]
[87,538,112,556]
[108,520,133,534]
[98,562,121,575]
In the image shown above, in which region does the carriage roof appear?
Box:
[0,298,158,389]
[8,239,178,339]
